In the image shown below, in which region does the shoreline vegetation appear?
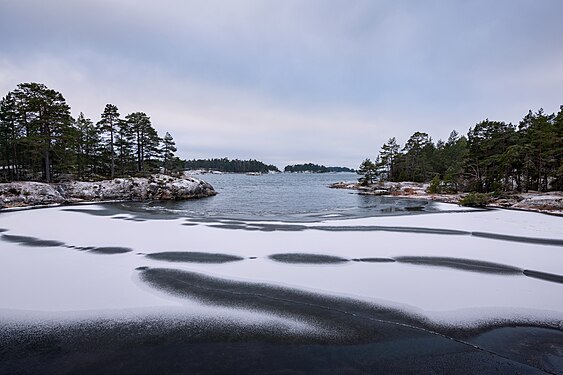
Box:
[0,82,218,209]
[330,180,563,215]
[0,82,185,184]
[284,163,355,173]
[350,104,562,215]
[185,158,280,173]
[355,106,562,196]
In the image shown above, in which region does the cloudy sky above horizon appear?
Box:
[1,0,562,168]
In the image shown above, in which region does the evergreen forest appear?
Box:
[284,163,355,173]
[358,107,563,193]
[185,158,279,173]
[0,83,184,182]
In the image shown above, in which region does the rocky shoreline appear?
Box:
[0,174,216,209]
[330,181,563,216]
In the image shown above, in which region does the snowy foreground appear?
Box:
[0,204,562,373]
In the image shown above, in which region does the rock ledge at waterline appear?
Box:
[0,174,216,209]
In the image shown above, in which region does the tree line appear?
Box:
[185,158,279,173]
[0,82,183,182]
[284,163,355,173]
[358,106,563,193]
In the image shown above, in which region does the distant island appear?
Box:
[185,158,280,173]
[284,163,355,173]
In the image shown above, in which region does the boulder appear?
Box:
[0,174,216,209]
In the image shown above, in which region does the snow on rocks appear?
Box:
[330,181,563,214]
[0,174,216,208]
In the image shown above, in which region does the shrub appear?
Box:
[427,175,442,194]
[8,188,21,195]
[459,192,490,207]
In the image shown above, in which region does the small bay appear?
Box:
[126,172,447,221]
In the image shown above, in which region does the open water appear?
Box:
[133,172,448,221]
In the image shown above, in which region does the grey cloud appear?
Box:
[0,0,562,167]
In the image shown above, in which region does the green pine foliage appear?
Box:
[185,158,279,173]
[363,106,562,193]
[0,82,184,182]
[284,163,354,173]
[459,192,491,207]
[357,158,378,186]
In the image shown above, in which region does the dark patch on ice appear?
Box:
[395,256,522,275]
[135,266,149,270]
[1,317,554,375]
[472,231,563,247]
[146,251,244,263]
[220,220,247,225]
[139,267,430,343]
[124,217,147,222]
[199,221,562,248]
[269,253,349,264]
[405,206,425,211]
[135,267,562,375]
[208,224,249,230]
[0,228,7,232]
[1,234,65,247]
[470,326,563,374]
[356,258,396,263]
[523,270,563,284]
[184,217,223,224]
[248,224,310,232]
[313,225,470,235]
[182,223,198,226]
[75,246,95,251]
[209,222,472,235]
[63,207,119,217]
[89,246,132,254]
[249,256,257,259]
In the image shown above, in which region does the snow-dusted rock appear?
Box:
[0,174,216,208]
[511,192,563,213]
[330,180,563,213]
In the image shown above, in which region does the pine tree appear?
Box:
[378,137,400,181]
[115,119,134,176]
[74,113,100,179]
[357,158,377,186]
[162,132,177,174]
[9,83,72,182]
[0,92,21,181]
[126,112,162,174]
[97,104,120,178]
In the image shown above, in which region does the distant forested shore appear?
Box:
[284,163,355,173]
[0,82,183,183]
[185,158,279,173]
[358,106,563,193]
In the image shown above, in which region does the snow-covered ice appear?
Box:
[0,204,561,330]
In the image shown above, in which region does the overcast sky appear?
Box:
[1,0,562,168]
